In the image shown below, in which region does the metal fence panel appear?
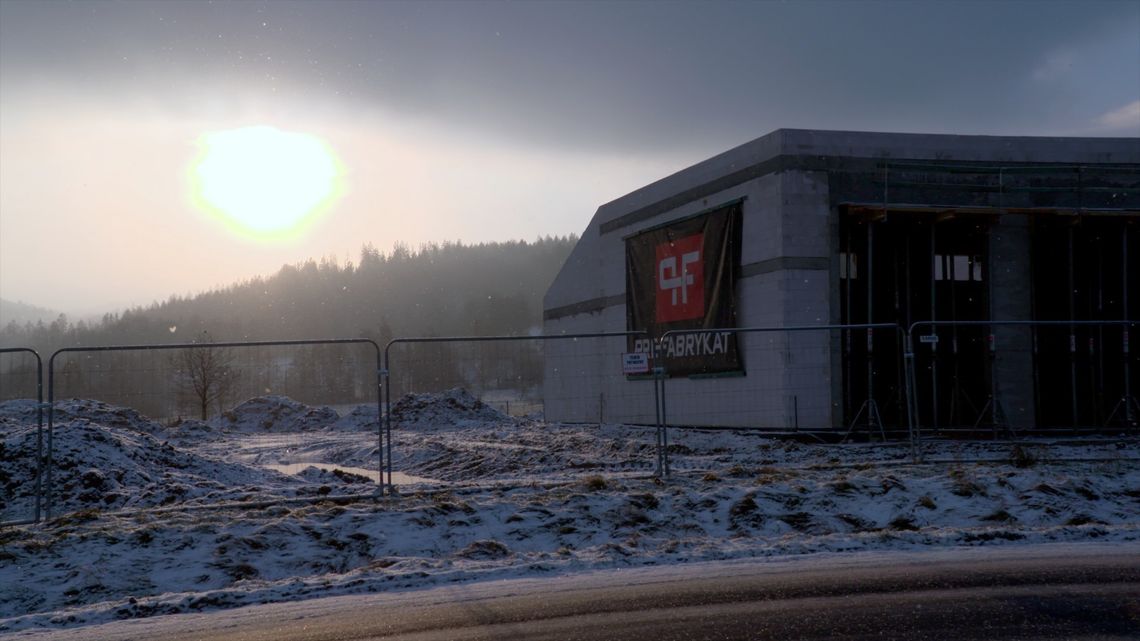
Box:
[652,324,910,475]
[654,325,907,431]
[0,348,44,525]
[43,339,383,519]
[383,332,651,490]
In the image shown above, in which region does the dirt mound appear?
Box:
[211,396,339,432]
[390,388,513,428]
[0,399,40,430]
[0,398,163,434]
[330,404,380,431]
[161,416,215,441]
[0,420,302,518]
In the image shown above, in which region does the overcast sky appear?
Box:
[1,0,1137,316]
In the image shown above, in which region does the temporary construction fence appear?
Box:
[38,339,384,520]
[0,348,44,526]
[5,319,1137,524]
[905,319,1139,438]
[382,331,651,489]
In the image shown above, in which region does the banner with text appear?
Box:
[626,202,743,377]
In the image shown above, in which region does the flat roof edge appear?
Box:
[595,129,1140,233]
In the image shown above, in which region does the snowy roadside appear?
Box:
[6,541,1138,641]
[1,394,1138,634]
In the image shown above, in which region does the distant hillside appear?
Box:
[1,236,578,351]
[1,237,578,413]
[0,298,61,327]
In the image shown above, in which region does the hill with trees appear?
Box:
[0,299,60,327]
[0,237,576,417]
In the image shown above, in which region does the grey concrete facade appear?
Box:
[988,216,1036,429]
[543,129,1140,429]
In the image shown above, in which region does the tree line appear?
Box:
[0,237,575,417]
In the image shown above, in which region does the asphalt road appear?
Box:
[12,544,1140,641]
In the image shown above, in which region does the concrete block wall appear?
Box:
[775,169,836,427]
[987,216,1036,428]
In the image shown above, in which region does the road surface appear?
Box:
[9,543,1139,640]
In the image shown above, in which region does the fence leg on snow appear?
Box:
[973,395,1014,439]
[843,399,885,442]
[1105,395,1140,431]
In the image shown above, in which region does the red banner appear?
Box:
[626,202,743,377]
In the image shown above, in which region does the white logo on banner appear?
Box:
[658,251,700,306]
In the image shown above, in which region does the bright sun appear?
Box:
[189,126,344,240]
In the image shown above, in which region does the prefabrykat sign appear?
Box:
[625,202,743,377]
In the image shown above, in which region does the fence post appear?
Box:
[376,349,387,498]
[661,363,670,477]
[902,328,922,462]
[383,342,393,497]
[34,353,44,523]
[46,351,58,520]
[652,336,670,478]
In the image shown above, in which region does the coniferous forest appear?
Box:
[0,237,576,418]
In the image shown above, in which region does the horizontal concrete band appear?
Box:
[543,257,829,321]
[542,294,625,321]
[741,256,829,277]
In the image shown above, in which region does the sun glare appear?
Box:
[189,126,344,240]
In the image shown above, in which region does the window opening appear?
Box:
[840,252,858,279]
[933,254,983,281]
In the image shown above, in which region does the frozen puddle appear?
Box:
[383,471,439,485]
[264,462,438,485]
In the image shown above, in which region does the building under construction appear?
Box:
[542,129,1140,432]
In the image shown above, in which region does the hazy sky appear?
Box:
[1,0,1137,316]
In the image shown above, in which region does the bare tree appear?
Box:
[176,332,237,420]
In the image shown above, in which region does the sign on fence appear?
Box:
[622,352,649,375]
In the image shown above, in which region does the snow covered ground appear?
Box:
[1,391,1138,634]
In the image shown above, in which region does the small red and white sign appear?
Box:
[655,233,704,322]
[622,352,650,375]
